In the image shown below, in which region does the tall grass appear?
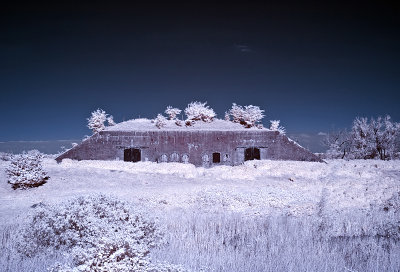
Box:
[1,201,399,271]
[0,224,62,272]
[151,211,400,272]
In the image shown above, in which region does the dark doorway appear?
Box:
[212,152,221,163]
[124,148,141,162]
[244,148,260,161]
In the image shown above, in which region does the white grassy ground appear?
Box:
[1,159,399,221]
[1,158,400,271]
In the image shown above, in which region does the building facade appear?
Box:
[56,129,322,166]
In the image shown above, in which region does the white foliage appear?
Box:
[155,114,167,129]
[349,116,400,160]
[184,101,216,123]
[175,119,183,126]
[350,117,373,159]
[19,194,162,256]
[70,236,150,272]
[20,194,164,271]
[269,120,285,134]
[165,106,182,120]
[107,115,116,126]
[87,109,115,133]
[324,130,350,159]
[229,103,264,128]
[6,150,48,189]
[224,111,230,121]
[376,116,400,160]
[326,115,400,160]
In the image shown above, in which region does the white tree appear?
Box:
[323,130,350,159]
[184,101,216,123]
[154,114,167,129]
[381,116,400,159]
[229,103,264,128]
[165,106,182,120]
[370,115,400,160]
[87,109,115,133]
[349,117,372,159]
[6,150,48,189]
[329,115,400,160]
[269,120,285,134]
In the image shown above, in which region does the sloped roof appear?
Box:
[105,118,267,132]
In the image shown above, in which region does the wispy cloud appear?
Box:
[235,44,252,53]
[317,132,327,136]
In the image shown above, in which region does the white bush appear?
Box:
[184,102,216,123]
[269,120,285,134]
[228,103,264,128]
[107,115,116,126]
[87,109,115,133]
[155,114,167,129]
[20,194,166,271]
[70,236,150,272]
[19,194,162,256]
[165,106,182,120]
[6,150,48,189]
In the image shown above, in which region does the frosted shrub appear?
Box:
[69,236,151,272]
[19,195,162,264]
[107,115,116,126]
[87,109,115,133]
[155,114,167,129]
[6,150,48,189]
[269,120,285,134]
[229,103,264,128]
[184,101,216,123]
[165,106,182,120]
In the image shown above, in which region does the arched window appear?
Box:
[223,154,230,162]
[170,152,179,162]
[182,154,189,164]
[160,154,168,162]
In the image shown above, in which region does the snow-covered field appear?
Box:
[1,158,400,271]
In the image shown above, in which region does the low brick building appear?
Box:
[56,119,322,166]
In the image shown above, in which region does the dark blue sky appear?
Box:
[1,2,399,141]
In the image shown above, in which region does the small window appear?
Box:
[212,152,221,163]
[182,154,189,164]
[160,154,168,162]
[170,152,179,162]
[223,154,230,162]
